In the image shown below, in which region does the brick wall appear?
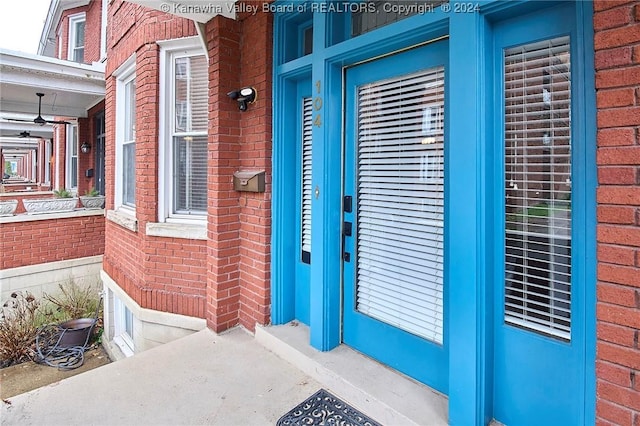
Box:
[0,214,105,270]
[594,1,640,425]
[204,9,273,333]
[104,1,206,319]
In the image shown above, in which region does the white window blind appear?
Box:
[504,36,572,340]
[356,67,445,344]
[301,97,313,262]
[172,55,208,214]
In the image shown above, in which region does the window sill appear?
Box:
[106,209,138,232]
[146,221,207,240]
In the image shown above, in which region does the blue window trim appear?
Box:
[271,1,595,424]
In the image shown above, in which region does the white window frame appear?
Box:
[57,27,63,59]
[113,296,134,357]
[113,54,136,215]
[66,124,78,190]
[44,140,52,184]
[67,12,86,63]
[158,37,207,224]
[100,0,107,61]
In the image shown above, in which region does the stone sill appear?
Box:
[0,209,105,224]
[146,221,207,240]
[0,191,53,197]
[106,209,138,232]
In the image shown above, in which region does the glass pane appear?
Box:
[125,79,136,142]
[70,158,78,188]
[351,1,448,37]
[173,135,207,214]
[75,21,85,47]
[504,36,572,340]
[356,67,445,344]
[71,127,78,155]
[174,55,208,133]
[123,143,136,206]
[124,307,133,337]
[303,26,313,56]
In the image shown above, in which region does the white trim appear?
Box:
[67,12,86,63]
[112,52,137,78]
[57,27,63,59]
[100,0,108,61]
[194,22,209,60]
[158,37,207,223]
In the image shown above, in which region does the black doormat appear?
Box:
[276,389,382,426]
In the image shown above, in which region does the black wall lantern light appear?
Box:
[80,141,91,154]
[227,86,257,112]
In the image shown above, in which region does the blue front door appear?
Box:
[342,41,448,393]
[492,4,590,424]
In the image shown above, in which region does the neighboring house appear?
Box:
[38,0,108,196]
[19,0,638,425]
[0,1,106,299]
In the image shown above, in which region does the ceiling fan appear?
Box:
[4,93,71,126]
[12,131,33,138]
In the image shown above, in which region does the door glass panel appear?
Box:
[351,1,448,37]
[504,36,572,340]
[301,97,313,263]
[356,66,445,344]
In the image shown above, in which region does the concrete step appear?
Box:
[255,322,449,426]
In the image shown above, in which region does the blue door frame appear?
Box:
[271,2,596,424]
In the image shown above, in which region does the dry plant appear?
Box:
[43,280,101,321]
[0,292,44,367]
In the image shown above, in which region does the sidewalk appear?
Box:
[1,327,320,425]
[1,324,448,426]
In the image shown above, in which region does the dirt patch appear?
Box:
[1,345,111,399]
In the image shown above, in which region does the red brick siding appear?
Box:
[205,15,243,332]
[595,1,640,424]
[104,1,206,318]
[237,10,273,331]
[203,8,273,333]
[0,214,105,269]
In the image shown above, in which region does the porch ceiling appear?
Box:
[127,0,238,22]
[0,49,105,140]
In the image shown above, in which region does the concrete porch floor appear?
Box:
[1,323,448,425]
